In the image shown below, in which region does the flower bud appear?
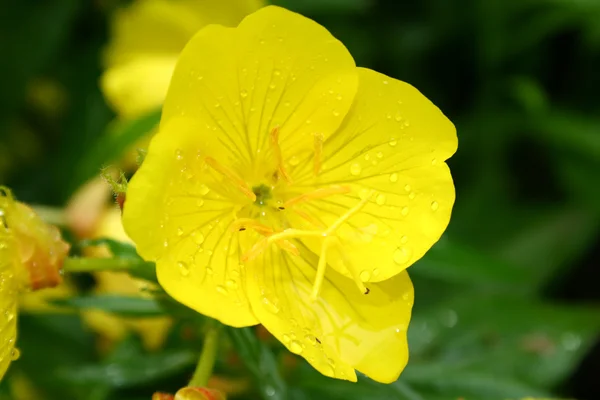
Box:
[174,387,226,400]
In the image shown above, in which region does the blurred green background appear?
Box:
[1,0,599,399]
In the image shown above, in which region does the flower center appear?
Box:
[252,184,272,207]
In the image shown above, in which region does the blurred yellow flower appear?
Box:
[123,6,456,383]
[102,0,265,118]
[0,188,70,380]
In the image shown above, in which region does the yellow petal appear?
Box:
[123,120,259,327]
[0,223,19,380]
[101,55,177,118]
[288,67,457,282]
[246,246,413,383]
[163,6,358,178]
[103,0,265,117]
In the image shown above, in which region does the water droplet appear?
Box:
[289,156,300,166]
[408,192,416,200]
[231,269,240,277]
[383,80,389,85]
[332,110,340,117]
[336,94,342,101]
[193,232,205,245]
[431,201,439,211]
[364,153,370,161]
[274,69,281,76]
[402,292,410,301]
[282,334,291,344]
[389,173,398,182]
[163,240,169,248]
[199,184,210,195]
[359,270,371,281]
[431,158,438,166]
[404,184,411,192]
[376,151,384,159]
[289,340,303,354]
[262,297,280,314]
[373,268,380,276]
[305,119,311,125]
[175,149,183,160]
[404,120,410,127]
[10,348,20,361]
[240,89,248,98]
[395,114,402,122]
[206,266,213,275]
[305,334,317,346]
[376,194,386,205]
[389,138,397,147]
[401,206,409,216]
[269,83,276,90]
[226,279,238,289]
[177,227,184,236]
[400,235,408,244]
[196,199,204,207]
[324,364,335,377]
[350,163,362,176]
[284,101,291,107]
[214,103,221,108]
[178,261,190,277]
[216,285,228,295]
[393,247,411,265]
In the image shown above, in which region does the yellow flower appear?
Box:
[0,188,70,380]
[102,0,265,118]
[123,6,456,383]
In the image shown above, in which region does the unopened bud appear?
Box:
[151,393,174,400]
[174,387,226,400]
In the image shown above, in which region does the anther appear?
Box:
[364,287,370,295]
[313,132,324,176]
[270,126,292,184]
[204,157,256,201]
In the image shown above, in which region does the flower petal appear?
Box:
[162,6,358,177]
[288,67,457,282]
[123,120,259,327]
[0,224,19,380]
[245,246,413,383]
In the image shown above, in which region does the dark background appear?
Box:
[0,0,598,399]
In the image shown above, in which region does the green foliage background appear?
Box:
[1,0,599,399]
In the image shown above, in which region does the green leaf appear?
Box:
[272,0,372,14]
[52,295,166,317]
[58,347,196,388]
[70,108,161,194]
[413,237,528,292]
[226,327,288,400]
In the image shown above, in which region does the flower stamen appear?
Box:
[204,157,256,201]
[283,185,351,208]
[270,126,292,184]
[313,132,324,176]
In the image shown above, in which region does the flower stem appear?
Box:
[62,257,143,273]
[189,324,221,387]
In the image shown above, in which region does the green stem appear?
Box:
[62,257,143,273]
[189,324,221,387]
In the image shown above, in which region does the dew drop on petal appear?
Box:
[262,296,280,314]
[10,348,20,361]
[216,285,228,295]
[393,247,411,265]
[373,268,380,276]
[389,138,398,147]
[175,149,183,160]
[240,89,248,98]
[305,334,317,346]
[226,279,238,289]
[350,163,362,176]
[404,184,411,192]
[289,156,300,166]
[389,173,398,182]
[282,334,291,344]
[289,340,303,354]
[196,199,204,207]
[408,192,416,200]
[431,158,438,166]
[177,261,190,277]
[206,266,213,275]
[193,232,205,245]
[376,194,386,205]
[400,235,408,244]
[199,185,210,195]
[332,110,340,117]
[376,151,384,159]
[177,227,184,236]
[431,201,439,211]
[401,206,409,216]
[359,270,371,281]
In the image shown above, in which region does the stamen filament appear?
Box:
[205,157,256,201]
[284,185,351,208]
[310,236,331,301]
[324,191,374,235]
[270,126,292,184]
[313,132,324,176]
[230,218,273,234]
